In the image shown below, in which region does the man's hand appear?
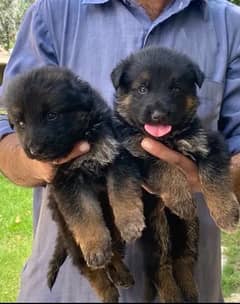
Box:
[141,137,202,193]
[32,141,91,183]
[0,133,90,187]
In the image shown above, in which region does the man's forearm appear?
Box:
[0,133,45,187]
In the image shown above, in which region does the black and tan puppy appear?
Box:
[3,66,138,302]
[110,47,240,302]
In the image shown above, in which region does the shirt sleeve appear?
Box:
[0,0,58,140]
[218,5,240,155]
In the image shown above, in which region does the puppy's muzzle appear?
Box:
[29,147,39,157]
[26,142,44,159]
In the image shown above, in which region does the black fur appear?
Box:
[110,46,239,302]
[4,66,135,302]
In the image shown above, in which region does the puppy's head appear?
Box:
[4,66,106,161]
[111,47,204,138]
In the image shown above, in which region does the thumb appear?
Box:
[141,137,183,166]
[53,141,90,165]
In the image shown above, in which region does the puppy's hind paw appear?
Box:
[117,213,145,243]
[102,286,119,303]
[107,262,135,288]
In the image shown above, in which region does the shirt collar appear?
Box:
[80,0,207,6]
[80,0,209,20]
[80,0,109,4]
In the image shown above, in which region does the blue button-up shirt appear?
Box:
[0,0,240,302]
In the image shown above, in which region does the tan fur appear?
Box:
[132,71,151,89]
[115,95,133,125]
[81,266,119,302]
[145,161,197,219]
[186,96,197,112]
[107,172,145,242]
[47,191,135,302]
[56,190,112,269]
[199,172,240,232]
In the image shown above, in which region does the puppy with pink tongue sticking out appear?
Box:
[109,46,240,302]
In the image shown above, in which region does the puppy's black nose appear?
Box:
[151,110,164,122]
[29,147,38,156]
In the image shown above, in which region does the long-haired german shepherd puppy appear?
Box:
[3,66,145,302]
[109,47,240,302]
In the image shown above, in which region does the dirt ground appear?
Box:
[225,294,240,302]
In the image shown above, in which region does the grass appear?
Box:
[222,231,240,299]
[0,109,7,115]
[0,173,32,302]
[0,172,240,302]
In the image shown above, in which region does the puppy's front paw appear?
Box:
[211,194,240,232]
[83,236,113,269]
[116,211,145,243]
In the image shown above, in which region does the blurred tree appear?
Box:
[0,0,34,50]
[231,0,240,4]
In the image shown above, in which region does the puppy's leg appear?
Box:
[198,147,240,232]
[153,209,183,303]
[143,198,182,303]
[48,190,119,302]
[98,192,135,289]
[169,212,199,302]
[52,184,112,268]
[107,155,145,243]
[200,174,239,232]
[147,162,196,219]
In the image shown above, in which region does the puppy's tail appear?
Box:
[47,234,68,290]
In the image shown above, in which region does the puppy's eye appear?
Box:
[47,112,58,121]
[171,86,181,94]
[17,121,25,129]
[138,85,148,95]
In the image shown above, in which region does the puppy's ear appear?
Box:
[111,60,130,90]
[190,63,205,88]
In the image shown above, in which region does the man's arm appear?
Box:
[141,138,240,198]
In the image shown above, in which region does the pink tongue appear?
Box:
[144,124,172,137]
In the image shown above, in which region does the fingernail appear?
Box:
[141,138,152,150]
[79,142,90,153]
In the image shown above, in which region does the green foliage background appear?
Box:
[0,0,34,50]
[230,0,240,5]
